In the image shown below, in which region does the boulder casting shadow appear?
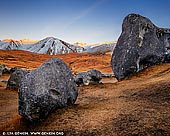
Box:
[111,14,170,80]
[18,58,78,121]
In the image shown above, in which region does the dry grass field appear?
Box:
[0,50,169,135]
[0,50,111,73]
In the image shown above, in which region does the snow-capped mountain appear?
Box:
[0,37,85,55]
[26,37,85,55]
[84,42,116,53]
[0,39,22,50]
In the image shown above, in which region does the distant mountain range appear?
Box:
[0,37,116,55]
[0,39,22,50]
[84,42,116,53]
[3,38,38,44]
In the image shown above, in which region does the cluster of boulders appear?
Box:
[74,69,102,86]
[1,59,78,121]
[0,64,29,89]
[1,62,103,121]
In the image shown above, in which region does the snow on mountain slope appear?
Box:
[0,37,85,55]
[27,37,85,55]
[0,40,22,50]
[84,42,116,53]
[0,37,116,55]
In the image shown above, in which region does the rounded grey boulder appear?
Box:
[87,69,102,83]
[74,69,102,86]
[18,58,78,121]
[74,72,91,86]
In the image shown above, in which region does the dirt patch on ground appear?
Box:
[111,80,170,136]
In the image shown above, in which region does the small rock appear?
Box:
[74,69,102,86]
[10,67,26,73]
[0,64,5,75]
[74,72,91,86]
[6,69,29,89]
[101,72,115,77]
[87,69,102,83]
[0,64,10,75]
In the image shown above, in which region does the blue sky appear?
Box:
[0,0,170,44]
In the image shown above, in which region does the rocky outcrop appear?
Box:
[7,69,29,89]
[111,14,170,80]
[18,58,78,121]
[74,69,102,86]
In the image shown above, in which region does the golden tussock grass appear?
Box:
[0,50,170,135]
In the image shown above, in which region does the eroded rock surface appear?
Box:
[111,14,170,80]
[18,58,78,121]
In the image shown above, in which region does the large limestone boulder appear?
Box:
[18,58,78,121]
[111,14,170,80]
